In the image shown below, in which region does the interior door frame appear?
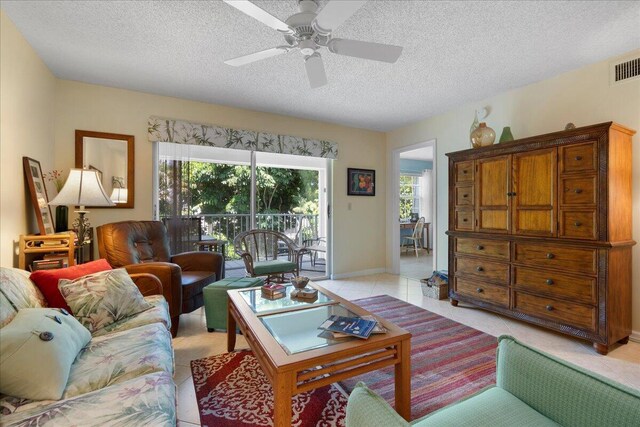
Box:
[388,139,437,276]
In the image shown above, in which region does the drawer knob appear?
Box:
[476,288,483,293]
[574,188,583,194]
[463,170,468,174]
[574,221,582,227]
[476,245,484,250]
[546,253,555,259]
[463,194,468,198]
[575,156,582,161]
[546,305,554,311]
[463,218,468,222]
[545,279,554,285]
[476,266,484,272]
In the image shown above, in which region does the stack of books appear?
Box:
[261,283,285,300]
[317,314,386,340]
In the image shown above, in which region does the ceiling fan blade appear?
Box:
[223,0,293,34]
[328,38,402,63]
[225,46,291,67]
[305,53,328,89]
[313,0,367,34]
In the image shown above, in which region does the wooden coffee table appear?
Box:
[227,282,412,427]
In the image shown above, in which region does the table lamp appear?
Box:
[49,169,114,244]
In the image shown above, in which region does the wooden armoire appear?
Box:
[446,122,635,354]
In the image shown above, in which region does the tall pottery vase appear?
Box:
[55,205,68,233]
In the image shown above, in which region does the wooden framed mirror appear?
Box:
[75,130,135,208]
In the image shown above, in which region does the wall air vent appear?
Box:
[610,56,640,85]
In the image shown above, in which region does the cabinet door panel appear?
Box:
[512,148,557,236]
[476,156,510,233]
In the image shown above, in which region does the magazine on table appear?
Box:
[318,315,378,339]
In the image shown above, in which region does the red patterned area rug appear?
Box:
[191,295,497,426]
[190,350,348,427]
[340,295,497,420]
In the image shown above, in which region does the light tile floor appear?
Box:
[174,273,640,426]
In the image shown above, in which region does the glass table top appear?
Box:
[260,304,359,355]
[239,284,333,314]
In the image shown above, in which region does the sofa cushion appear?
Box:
[62,322,173,399]
[0,308,91,401]
[30,259,112,313]
[496,335,640,427]
[59,268,152,333]
[253,259,297,275]
[416,387,559,427]
[0,268,46,327]
[91,295,170,337]
[0,371,176,427]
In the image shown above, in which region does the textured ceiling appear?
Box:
[2,1,639,131]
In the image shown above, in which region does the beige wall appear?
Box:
[0,11,57,267]
[387,49,640,332]
[53,81,387,276]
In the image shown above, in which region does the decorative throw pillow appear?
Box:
[0,308,91,400]
[58,268,152,333]
[30,259,113,313]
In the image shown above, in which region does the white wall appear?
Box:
[52,80,386,276]
[0,11,57,267]
[387,49,640,331]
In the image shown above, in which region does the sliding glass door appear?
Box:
[155,143,330,279]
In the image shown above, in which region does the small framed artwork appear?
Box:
[23,157,55,235]
[347,168,375,196]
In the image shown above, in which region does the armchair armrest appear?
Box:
[129,273,163,297]
[238,252,255,276]
[124,262,182,320]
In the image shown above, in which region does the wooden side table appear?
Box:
[19,232,95,270]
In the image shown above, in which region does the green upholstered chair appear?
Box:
[233,229,307,283]
[346,335,640,427]
[202,277,264,331]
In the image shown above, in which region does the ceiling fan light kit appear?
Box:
[223,0,403,88]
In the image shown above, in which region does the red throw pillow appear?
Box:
[30,259,113,313]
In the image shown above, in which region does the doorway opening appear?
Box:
[389,140,436,280]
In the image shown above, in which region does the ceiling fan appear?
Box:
[223,0,403,88]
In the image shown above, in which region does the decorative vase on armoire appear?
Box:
[470,122,496,148]
[499,126,514,143]
[55,205,68,233]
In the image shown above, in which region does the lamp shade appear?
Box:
[110,187,128,204]
[49,169,114,208]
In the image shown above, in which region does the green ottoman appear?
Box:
[203,277,264,332]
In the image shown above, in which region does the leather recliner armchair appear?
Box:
[96,220,223,337]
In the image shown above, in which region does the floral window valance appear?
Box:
[148,116,338,159]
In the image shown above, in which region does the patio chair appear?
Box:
[233,229,308,282]
[401,217,425,258]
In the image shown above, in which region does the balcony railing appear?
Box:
[162,213,320,260]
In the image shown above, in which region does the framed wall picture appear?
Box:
[347,168,375,196]
[23,157,55,235]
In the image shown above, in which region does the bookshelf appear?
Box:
[19,233,77,270]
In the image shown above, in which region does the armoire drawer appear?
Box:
[454,256,509,284]
[454,278,509,308]
[455,160,474,183]
[559,141,597,174]
[455,237,509,260]
[455,185,474,207]
[513,243,597,274]
[512,266,595,304]
[455,210,474,231]
[559,210,597,240]
[560,175,597,205]
[513,291,596,332]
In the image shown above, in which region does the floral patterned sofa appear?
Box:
[0,267,176,426]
